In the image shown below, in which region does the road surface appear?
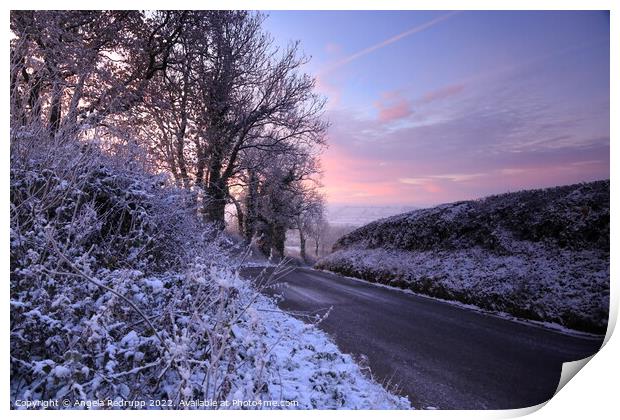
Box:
[242,266,605,409]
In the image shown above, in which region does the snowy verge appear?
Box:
[245,291,412,409]
[316,246,608,334]
[314,268,604,340]
[10,261,411,410]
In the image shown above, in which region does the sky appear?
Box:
[264,11,610,207]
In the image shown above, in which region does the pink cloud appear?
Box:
[374,91,413,123]
[320,85,608,206]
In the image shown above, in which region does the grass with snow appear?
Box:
[317,181,609,334]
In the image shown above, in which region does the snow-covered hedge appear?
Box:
[10,134,410,409]
[317,181,609,334]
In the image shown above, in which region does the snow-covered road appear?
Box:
[242,266,605,409]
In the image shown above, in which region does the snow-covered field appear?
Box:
[317,181,609,334]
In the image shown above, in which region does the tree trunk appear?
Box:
[176,59,191,190]
[231,196,245,236]
[255,220,271,257]
[204,181,227,228]
[195,143,206,192]
[297,218,307,262]
[299,230,307,262]
[48,81,62,135]
[243,170,258,243]
[203,154,227,228]
[63,73,86,131]
[10,53,25,122]
[271,223,286,260]
[27,75,43,125]
[176,135,190,190]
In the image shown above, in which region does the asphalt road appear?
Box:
[242,266,605,409]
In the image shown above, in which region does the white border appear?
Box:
[3,1,617,419]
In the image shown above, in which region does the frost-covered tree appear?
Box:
[135,11,327,228]
[195,11,327,227]
[9,10,416,411]
[10,11,184,136]
[244,147,323,259]
[292,189,325,262]
[303,205,330,259]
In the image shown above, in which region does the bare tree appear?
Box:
[294,189,325,262]
[242,146,323,259]
[192,12,327,226]
[304,205,330,259]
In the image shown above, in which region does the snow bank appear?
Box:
[317,181,609,334]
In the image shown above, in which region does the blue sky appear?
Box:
[264,11,610,206]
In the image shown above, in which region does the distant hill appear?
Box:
[317,180,609,333]
[326,204,418,226]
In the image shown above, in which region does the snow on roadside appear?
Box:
[317,246,608,334]
[319,181,609,335]
[315,267,604,340]
[11,262,412,410]
[176,265,411,410]
[227,280,412,410]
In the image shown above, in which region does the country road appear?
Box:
[242,266,605,409]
